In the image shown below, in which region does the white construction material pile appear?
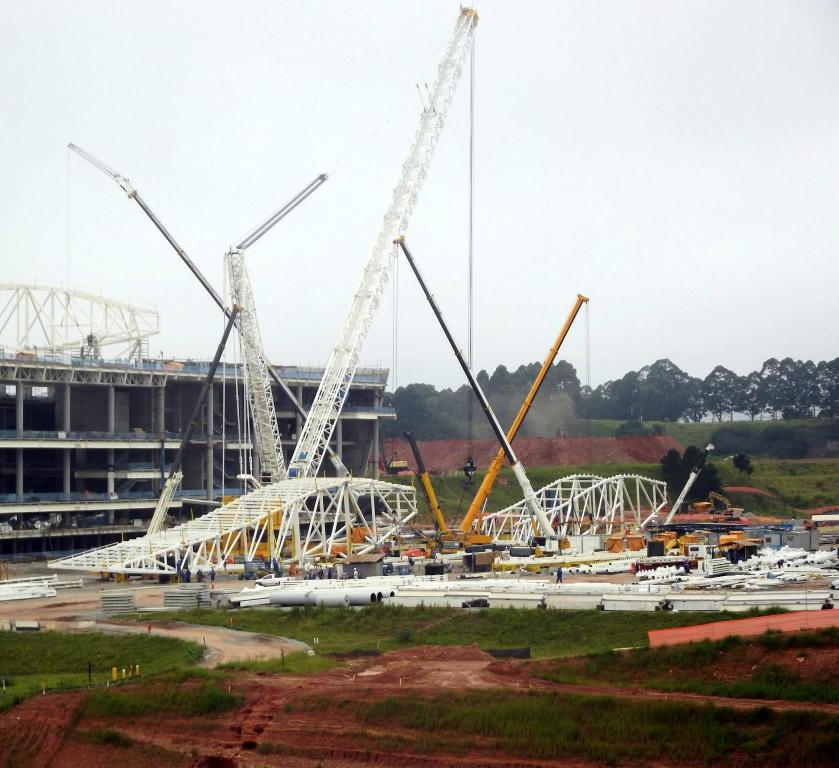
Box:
[202,545,839,615]
[230,575,436,609]
[0,574,60,602]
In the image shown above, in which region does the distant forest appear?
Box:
[382,357,839,441]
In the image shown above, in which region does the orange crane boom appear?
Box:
[457,294,589,533]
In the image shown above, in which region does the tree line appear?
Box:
[383,356,839,441]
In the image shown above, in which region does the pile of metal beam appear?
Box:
[163,583,211,610]
[100,591,136,614]
[0,575,58,602]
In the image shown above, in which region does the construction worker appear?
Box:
[555,567,563,584]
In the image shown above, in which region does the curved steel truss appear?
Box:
[480,474,668,544]
[50,478,416,574]
[0,284,159,362]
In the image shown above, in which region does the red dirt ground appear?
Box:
[3,643,838,768]
[649,610,839,647]
[383,435,683,473]
[796,505,839,515]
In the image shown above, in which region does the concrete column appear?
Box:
[206,383,214,501]
[156,386,165,434]
[15,383,24,499]
[15,384,23,435]
[62,451,71,495]
[107,386,115,432]
[63,383,71,432]
[106,451,115,496]
[335,416,343,464]
[372,393,381,480]
[15,449,23,499]
[106,385,116,522]
[295,385,303,439]
[63,383,72,506]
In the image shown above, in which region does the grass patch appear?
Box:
[80,679,242,718]
[356,689,839,766]
[0,631,204,712]
[135,605,779,659]
[536,628,839,704]
[75,728,133,747]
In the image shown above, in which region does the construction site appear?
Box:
[1,5,838,767]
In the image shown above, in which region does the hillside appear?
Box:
[383,434,682,474]
[384,458,839,524]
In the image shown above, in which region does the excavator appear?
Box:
[400,288,589,553]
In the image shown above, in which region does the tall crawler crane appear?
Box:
[68,143,335,481]
[223,175,327,483]
[396,238,558,548]
[287,7,479,479]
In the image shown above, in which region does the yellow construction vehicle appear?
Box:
[457,293,589,535]
[402,430,491,552]
[399,293,588,552]
[403,431,448,533]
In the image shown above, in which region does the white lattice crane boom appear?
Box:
[287,7,478,478]
[226,250,285,482]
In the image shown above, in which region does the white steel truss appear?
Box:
[480,474,669,544]
[287,8,478,479]
[50,478,416,574]
[0,284,159,362]
[146,470,183,535]
[225,250,285,482]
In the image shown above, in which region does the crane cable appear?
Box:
[66,147,72,287]
[392,242,398,394]
[585,300,591,391]
[466,31,475,469]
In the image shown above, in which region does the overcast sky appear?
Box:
[1,1,837,391]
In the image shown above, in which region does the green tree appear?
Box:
[659,445,721,501]
[702,366,741,421]
[732,452,753,475]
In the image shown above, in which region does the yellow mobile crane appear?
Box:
[458,293,589,535]
[403,431,449,533]
[400,293,588,551]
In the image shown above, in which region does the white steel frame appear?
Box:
[288,8,478,479]
[480,474,669,544]
[50,478,416,574]
[0,284,159,362]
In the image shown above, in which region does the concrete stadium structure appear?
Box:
[0,353,393,559]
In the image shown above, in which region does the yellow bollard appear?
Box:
[121,668,126,680]
[111,667,117,682]
[136,663,140,677]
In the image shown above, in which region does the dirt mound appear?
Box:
[724,486,778,498]
[384,435,682,473]
[796,505,839,516]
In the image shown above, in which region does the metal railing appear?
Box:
[0,349,389,385]
[0,489,205,505]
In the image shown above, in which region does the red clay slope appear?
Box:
[383,435,683,473]
[649,610,839,647]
